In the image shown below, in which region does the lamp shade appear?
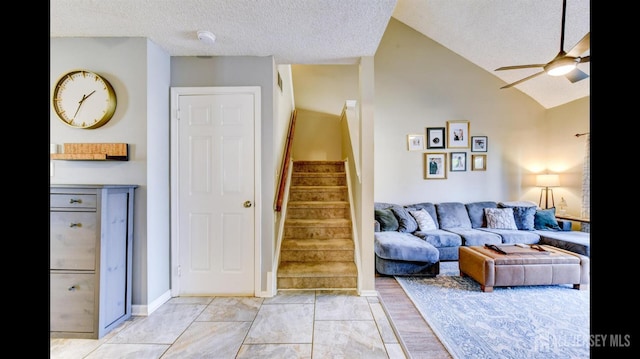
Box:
[536,174,560,187]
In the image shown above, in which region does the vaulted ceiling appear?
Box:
[51,0,589,109]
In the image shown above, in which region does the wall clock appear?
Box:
[52,70,117,129]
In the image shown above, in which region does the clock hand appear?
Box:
[72,91,97,119]
[83,90,96,101]
[73,93,90,119]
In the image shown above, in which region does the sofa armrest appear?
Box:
[374,220,381,232]
[556,220,572,231]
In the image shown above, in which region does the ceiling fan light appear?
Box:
[545,57,578,76]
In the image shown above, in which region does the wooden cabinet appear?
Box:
[50,185,137,339]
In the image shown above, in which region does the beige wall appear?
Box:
[373,18,589,208]
[291,64,359,161]
[291,109,343,161]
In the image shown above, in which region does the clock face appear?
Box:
[53,70,117,129]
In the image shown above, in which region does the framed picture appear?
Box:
[472,154,487,171]
[471,136,488,152]
[407,134,425,151]
[426,127,446,149]
[447,120,470,148]
[450,152,467,172]
[424,153,447,179]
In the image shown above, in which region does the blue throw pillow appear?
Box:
[391,207,419,233]
[498,203,536,230]
[534,207,561,230]
[375,208,399,232]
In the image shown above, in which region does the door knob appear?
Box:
[243,200,252,208]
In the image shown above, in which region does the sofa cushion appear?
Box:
[443,227,502,246]
[409,209,437,231]
[390,207,419,233]
[374,232,439,262]
[498,202,536,230]
[374,208,399,232]
[405,202,440,228]
[534,207,561,230]
[436,202,472,229]
[413,229,463,248]
[465,201,497,228]
[484,208,518,230]
[478,228,541,244]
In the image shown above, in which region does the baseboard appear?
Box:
[131,290,172,316]
[358,289,379,297]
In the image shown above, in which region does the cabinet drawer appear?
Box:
[50,194,97,209]
[50,212,97,270]
[50,272,95,333]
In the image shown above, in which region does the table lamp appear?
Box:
[536,174,559,209]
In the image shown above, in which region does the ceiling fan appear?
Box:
[495,0,590,89]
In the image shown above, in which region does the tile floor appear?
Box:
[50,290,407,359]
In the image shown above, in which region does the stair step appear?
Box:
[289,186,347,201]
[281,238,354,261]
[282,238,354,250]
[291,173,347,186]
[278,261,357,277]
[286,201,350,218]
[287,201,349,208]
[293,161,345,173]
[285,218,351,227]
[277,261,357,289]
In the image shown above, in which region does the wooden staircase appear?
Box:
[277,160,357,290]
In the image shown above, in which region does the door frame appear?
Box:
[169,86,262,297]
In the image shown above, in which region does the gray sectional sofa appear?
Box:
[374,201,590,276]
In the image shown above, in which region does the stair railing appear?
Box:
[275,109,297,212]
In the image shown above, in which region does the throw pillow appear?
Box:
[484,208,518,230]
[498,203,536,230]
[465,201,497,228]
[534,207,561,230]
[390,207,419,233]
[374,208,399,232]
[375,209,398,232]
[409,209,437,231]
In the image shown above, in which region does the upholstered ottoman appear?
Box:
[458,245,589,292]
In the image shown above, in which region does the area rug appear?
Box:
[395,261,590,359]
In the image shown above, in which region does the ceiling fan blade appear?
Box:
[500,71,545,89]
[565,68,589,83]
[566,32,590,57]
[578,55,590,63]
[495,64,546,71]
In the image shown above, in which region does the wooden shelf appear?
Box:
[50,143,129,161]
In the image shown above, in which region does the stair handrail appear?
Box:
[275,109,297,211]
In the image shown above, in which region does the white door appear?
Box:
[171,87,260,296]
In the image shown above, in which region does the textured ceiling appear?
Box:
[50,0,589,109]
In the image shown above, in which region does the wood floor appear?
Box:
[375,275,453,359]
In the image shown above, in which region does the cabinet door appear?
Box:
[50,212,97,270]
[50,273,95,333]
[101,191,129,325]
